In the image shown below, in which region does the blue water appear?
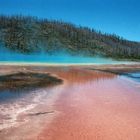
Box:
[127,72,140,83]
[0,46,131,64]
[0,90,26,103]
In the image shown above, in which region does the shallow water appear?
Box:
[0,90,25,103]
[125,72,140,83]
[39,68,140,140]
[0,86,60,130]
[0,68,140,140]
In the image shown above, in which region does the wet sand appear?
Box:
[0,65,140,140]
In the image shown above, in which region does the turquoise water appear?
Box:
[0,45,132,64]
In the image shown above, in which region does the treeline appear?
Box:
[0,15,140,59]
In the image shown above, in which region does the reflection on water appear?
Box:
[0,85,63,130]
[49,68,117,84]
[127,72,140,83]
[0,68,117,102]
[0,67,140,139]
[0,68,117,131]
[39,68,140,140]
[121,72,140,83]
[0,89,36,130]
[0,90,26,103]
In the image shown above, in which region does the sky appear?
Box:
[0,0,140,42]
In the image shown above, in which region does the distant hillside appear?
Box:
[0,15,140,60]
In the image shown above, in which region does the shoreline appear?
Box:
[0,61,140,66]
[0,63,140,75]
[38,67,140,140]
[0,64,140,140]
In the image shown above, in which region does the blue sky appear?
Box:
[0,0,140,41]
